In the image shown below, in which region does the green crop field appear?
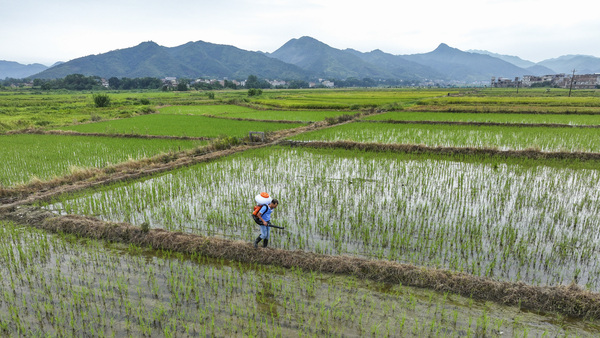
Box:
[365,111,600,125]
[0,134,204,187]
[159,105,357,122]
[55,114,305,138]
[408,89,600,113]
[158,105,257,115]
[290,121,600,152]
[249,88,458,109]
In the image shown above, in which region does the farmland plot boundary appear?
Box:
[285,140,600,161]
[2,205,599,320]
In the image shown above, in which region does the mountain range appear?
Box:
[3,36,600,84]
[0,60,48,79]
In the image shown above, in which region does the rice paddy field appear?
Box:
[0,133,204,187]
[43,146,600,292]
[408,89,600,114]
[3,87,600,336]
[365,111,600,126]
[290,122,600,152]
[3,220,596,337]
[158,105,352,122]
[249,88,459,109]
[55,114,305,138]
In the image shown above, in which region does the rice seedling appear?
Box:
[0,217,580,337]
[55,114,305,138]
[0,134,204,187]
[290,122,600,152]
[365,111,600,126]
[43,146,600,292]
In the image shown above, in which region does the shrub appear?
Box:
[210,136,241,151]
[90,113,102,122]
[93,94,111,108]
[247,88,263,96]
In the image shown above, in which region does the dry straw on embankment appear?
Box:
[286,140,600,161]
[2,205,599,320]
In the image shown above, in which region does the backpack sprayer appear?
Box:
[252,192,285,229]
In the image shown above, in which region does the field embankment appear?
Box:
[284,140,600,161]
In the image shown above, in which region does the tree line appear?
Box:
[1,74,415,91]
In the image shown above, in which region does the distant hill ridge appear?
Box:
[5,36,600,83]
[0,60,48,79]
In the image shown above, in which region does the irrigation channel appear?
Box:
[3,114,600,335]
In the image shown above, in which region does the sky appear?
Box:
[1,0,599,66]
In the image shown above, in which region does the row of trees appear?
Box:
[2,74,414,91]
[33,74,104,90]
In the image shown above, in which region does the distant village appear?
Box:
[491,73,600,89]
[159,77,334,89]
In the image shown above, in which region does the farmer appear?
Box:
[253,199,279,248]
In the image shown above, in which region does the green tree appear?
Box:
[108,77,121,89]
[246,75,259,88]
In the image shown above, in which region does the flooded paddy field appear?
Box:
[364,111,600,126]
[44,146,600,292]
[1,220,597,337]
[289,122,600,152]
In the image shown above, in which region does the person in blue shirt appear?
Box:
[253,199,279,248]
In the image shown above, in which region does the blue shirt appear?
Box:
[259,205,273,222]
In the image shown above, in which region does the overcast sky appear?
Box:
[2,0,599,66]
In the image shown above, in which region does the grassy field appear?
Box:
[365,111,600,125]
[1,220,595,337]
[0,134,204,187]
[290,121,600,152]
[55,114,305,138]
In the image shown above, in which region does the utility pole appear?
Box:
[568,69,576,97]
[515,77,520,94]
